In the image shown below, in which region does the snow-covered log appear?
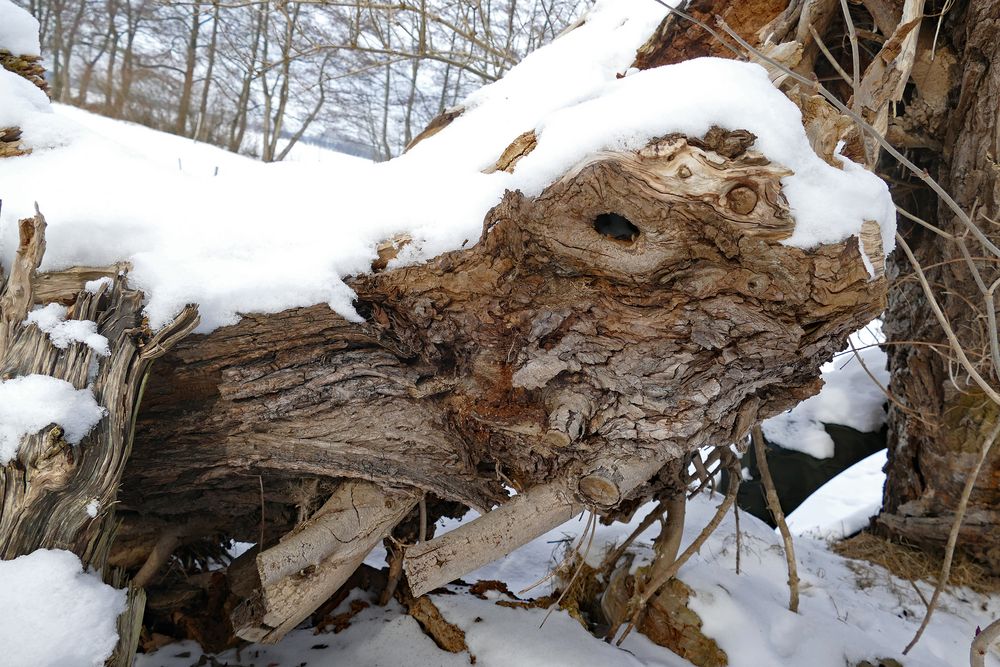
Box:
[0,210,199,664]
[112,123,887,642]
[0,0,897,652]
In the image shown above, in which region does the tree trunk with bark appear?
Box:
[877,0,1000,573]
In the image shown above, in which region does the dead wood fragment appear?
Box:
[0,209,199,664]
[0,50,48,93]
[485,130,537,174]
[399,590,469,654]
[230,480,420,643]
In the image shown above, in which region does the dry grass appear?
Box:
[834,532,1000,595]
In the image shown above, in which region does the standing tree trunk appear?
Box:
[878,0,1000,573]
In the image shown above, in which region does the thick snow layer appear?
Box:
[763,320,889,458]
[26,303,110,355]
[140,492,999,667]
[787,449,887,539]
[0,0,40,56]
[0,65,49,131]
[0,374,106,464]
[1,0,894,333]
[0,549,125,667]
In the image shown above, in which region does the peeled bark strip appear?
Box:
[232,480,420,643]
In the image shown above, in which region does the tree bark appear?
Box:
[878,0,1000,573]
[0,211,199,664]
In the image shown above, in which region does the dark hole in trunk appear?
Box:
[594,213,640,242]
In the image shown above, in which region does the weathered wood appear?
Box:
[123,129,884,553]
[404,453,673,597]
[0,211,199,663]
[3,2,901,655]
[231,480,420,643]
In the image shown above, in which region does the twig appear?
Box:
[753,425,800,613]
[896,233,1000,406]
[809,24,852,85]
[837,0,861,112]
[734,501,742,575]
[614,453,739,645]
[904,419,1000,654]
[896,204,955,240]
[847,337,935,428]
[541,508,596,628]
[418,494,427,543]
[971,617,1000,667]
[602,500,667,571]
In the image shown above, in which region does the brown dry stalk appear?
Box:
[752,425,800,613]
[603,500,667,572]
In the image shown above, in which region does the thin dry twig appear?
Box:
[837,0,861,112]
[613,453,739,645]
[733,501,742,575]
[753,425,800,613]
[809,24,852,85]
[603,500,667,571]
[541,508,597,628]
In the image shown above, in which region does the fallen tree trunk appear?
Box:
[111,126,885,643]
[1,1,893,654]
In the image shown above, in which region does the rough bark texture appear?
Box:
[0,212,199,665]
[878,0,1000,573]
[121,128,884,543]
[1,1,898,653]
[108,123,887,643]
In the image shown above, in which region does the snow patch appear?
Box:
[0,0,40,56]
[0,374,106,464]
[25,303,110,355]
[0,549,125,667]
[763,321,888,458]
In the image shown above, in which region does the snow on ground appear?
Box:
[138,492,999,667]
[0,549,125,667]
[763,320,889,458]
[0,374,106,464]
[2,0,895,334]
[787,449,888,539]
